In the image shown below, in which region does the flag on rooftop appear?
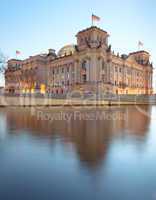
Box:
[92,14,100,26]
[16,50,21,55]
[138,41,144,50]
[92,14,100,22]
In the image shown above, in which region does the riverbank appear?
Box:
[0,95,156,107]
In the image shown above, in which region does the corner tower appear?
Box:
[76,26,109,51]
[128,50,150,65]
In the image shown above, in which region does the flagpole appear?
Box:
[138,41,144,51]
[91,14,100,27]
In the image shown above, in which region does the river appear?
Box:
[0,106,156,200]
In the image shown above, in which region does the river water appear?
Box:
[0,106,156,200]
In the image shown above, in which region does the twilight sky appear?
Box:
[0,0,155,87]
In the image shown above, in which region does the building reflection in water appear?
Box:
[3,106,151,169]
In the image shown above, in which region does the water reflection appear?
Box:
[3,106,151,168]
[0,106,155,200]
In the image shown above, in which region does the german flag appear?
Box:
[92,14,100,22]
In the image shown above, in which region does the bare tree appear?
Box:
[0,51,7,74]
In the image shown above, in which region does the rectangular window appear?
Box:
[102,74,105,82]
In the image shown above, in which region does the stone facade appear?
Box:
[5,26,153,95]
[5,54,48,94]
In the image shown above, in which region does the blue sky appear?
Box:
[0,0,156,86]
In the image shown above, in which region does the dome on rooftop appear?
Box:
[58,44,76,57]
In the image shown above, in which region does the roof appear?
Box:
[129,50,150,56]
[77,26,108,35]
[8,59,22,62]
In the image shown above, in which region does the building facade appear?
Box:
[5,26,153,95]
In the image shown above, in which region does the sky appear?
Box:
[0,0,156,87]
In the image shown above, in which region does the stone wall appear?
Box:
[0,95,156,107]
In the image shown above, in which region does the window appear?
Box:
[82,74,87,82]
[80,38,83,44]
[102,74,105,82]
[82,61,87,71]
[102,61,105,70]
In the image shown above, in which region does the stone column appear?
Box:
[90,54,97,82]
[151,72,153,90]
[107,62,111,83]
[74,60,80,84]
[86,59,90,82]
[109,64,114,85]
[123,66,126,85]
[69,64,72,85]
[97,58,102,82]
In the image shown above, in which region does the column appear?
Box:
[90,54,97,82]
[74,60,80,84]
[86,59,90,82]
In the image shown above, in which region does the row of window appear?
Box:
[51,65,74,75]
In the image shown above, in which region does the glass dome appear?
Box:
[57,44,76,57]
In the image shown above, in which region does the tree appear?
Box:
[0,51,7,74]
